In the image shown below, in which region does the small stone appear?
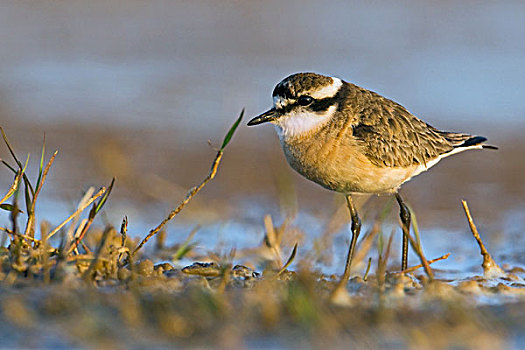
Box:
[182,262,221,277]
[457,280,482,294]
[231,265,260,280]
[136,259,154,276]
[154,262,175,273]
[118,267,131,281]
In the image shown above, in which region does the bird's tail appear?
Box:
[438,132,498,150]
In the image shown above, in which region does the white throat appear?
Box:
[273,105,337,139]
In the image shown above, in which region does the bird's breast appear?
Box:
[280,133,417,194]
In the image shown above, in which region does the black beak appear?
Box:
[247,108,278,126]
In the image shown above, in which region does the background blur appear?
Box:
[0,4,524,348]
[0,1,524,238]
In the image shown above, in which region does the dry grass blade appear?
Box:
[24,150,58,237]
[9,174,22,235]
[376,231,394,290]
[277,243,298,277]
[68,178,115,253]
[399,207,434,280]
[461,200,506,278]
[65,187,95,242]
[264,214,283,267]
[46,187,107,241]
[363,257,372,281]
[352,223,380,268]
[120,216,128,247]
[82,226,112,282]
[117,216,129,266]
[217,263,232,294]
[132,110,244,256]
[0,170,23,206]
[400,223,433,280]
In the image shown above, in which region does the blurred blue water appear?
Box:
[0,1,524,139]
[2,196,523,280]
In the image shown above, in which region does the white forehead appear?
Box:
[273,95,288,109]
[272,77,343,109]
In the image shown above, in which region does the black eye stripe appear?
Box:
[307,84,348,112]
[310,97,337,112]
[276,83,347,114]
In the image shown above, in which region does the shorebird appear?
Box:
[248,72,496,284]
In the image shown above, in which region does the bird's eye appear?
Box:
[298,95,313,106]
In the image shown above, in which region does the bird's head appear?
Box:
[248,72,346,138]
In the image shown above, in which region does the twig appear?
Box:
[394,253,451,274]
[46,187,106,241]
[0,226,42,244]
[132,110,244,256]
[133,151,224,255]
[461,200,505,278]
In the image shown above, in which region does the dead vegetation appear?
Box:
[0,115,524,349]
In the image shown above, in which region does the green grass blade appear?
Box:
[2,160,17,174]
[0,128,35,197]
[0,203,24,214]
[95,177,116,214]
[35,134,46,191]
[173,226,199,260]
[21,154,33,215]
[221,109,244,150]
[24,181,32,215]
[0,127,22,170]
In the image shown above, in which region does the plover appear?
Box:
[248,72,496,284]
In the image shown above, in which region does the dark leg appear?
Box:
[340,194,362,283]
[395,192,411,271]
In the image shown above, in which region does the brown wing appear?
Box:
[347,87,455,168]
